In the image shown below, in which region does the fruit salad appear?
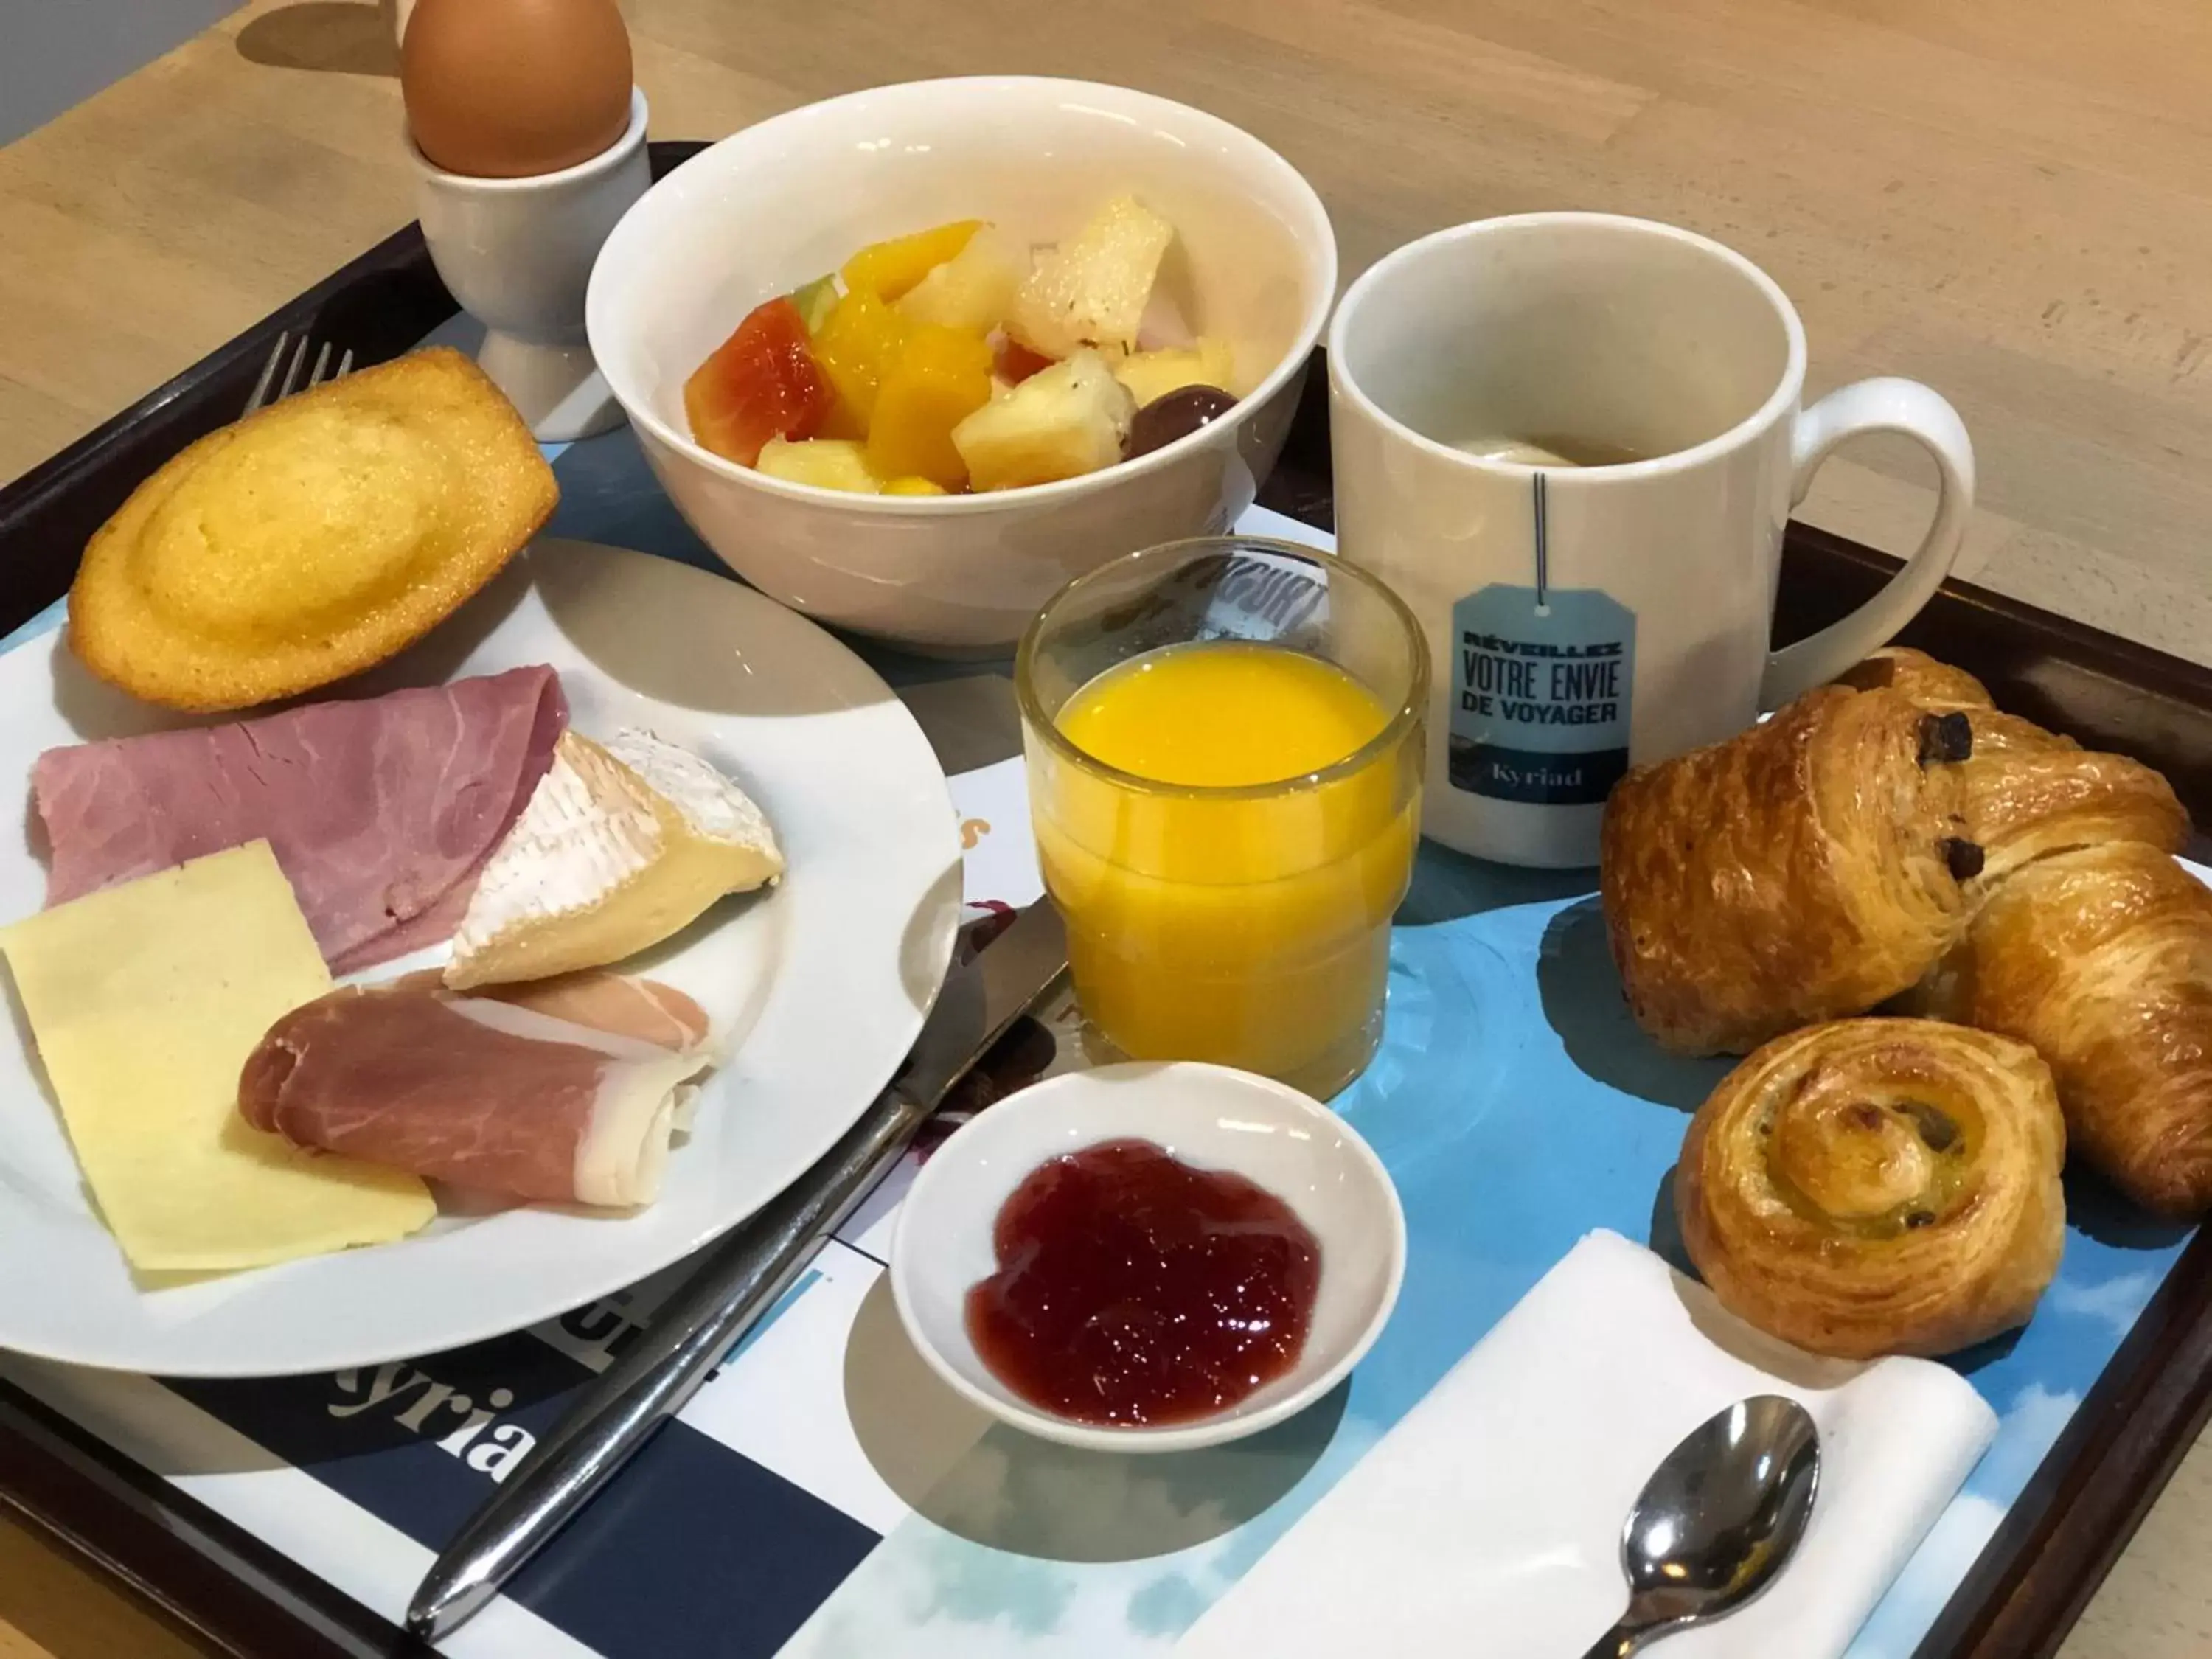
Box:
[683,197,1239,494]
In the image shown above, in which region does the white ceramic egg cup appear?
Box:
[411,86,650,442]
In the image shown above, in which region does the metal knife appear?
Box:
[406,898,1070,1641]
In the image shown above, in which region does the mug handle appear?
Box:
[1759,377,1976,709]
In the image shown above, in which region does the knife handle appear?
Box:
[405,1088,931,1641]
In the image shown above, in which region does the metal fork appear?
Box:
[243,330,355,416]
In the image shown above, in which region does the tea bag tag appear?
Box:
[1447,476,1636,806]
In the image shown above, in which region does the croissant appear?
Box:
[1601,684,1978,1055]
[1677,1018,2067,1358]
[1862,650,2207,1214]
[1918,844,2212,1214]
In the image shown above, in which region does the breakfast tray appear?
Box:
[4,142,2211,1659]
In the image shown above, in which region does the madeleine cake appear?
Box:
[69,347,556,712]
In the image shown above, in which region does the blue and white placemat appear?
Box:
[0,406,2193,1659]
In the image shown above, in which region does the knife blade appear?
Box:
[406,898,1069,1641]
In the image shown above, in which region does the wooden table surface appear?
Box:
[4,1,2212,1654]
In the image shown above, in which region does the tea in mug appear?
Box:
[1455,433,1653,467]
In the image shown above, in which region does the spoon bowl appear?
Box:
[1583,1395,1820,1658]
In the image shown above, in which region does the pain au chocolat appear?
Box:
[1600,683,1982,1057]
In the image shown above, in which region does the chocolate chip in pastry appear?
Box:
[1677,1017,2066,1358]
[1835,646,1993,711]
[1944,837,1986,880]
[1918,711,1975,767]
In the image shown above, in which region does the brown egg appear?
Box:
[402,0,633,179]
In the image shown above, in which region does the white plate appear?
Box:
[0,539,961,1375]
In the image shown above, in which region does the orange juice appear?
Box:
[1030,641,1422,1095]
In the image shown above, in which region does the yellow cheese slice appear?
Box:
[1,841,434,1273]
[445,728,783,989]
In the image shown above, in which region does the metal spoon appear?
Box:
[1579,1395,1821,1658]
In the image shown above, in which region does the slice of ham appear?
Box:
[34,667,566,973]
[238,974,715,1207]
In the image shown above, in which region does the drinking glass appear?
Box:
[1015,536,1427,1098]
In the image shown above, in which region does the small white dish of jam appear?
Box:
[890,1061,1405,1453]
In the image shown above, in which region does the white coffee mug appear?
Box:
[1328,212,1975,868]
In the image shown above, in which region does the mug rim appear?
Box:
[1326,211,1810,481]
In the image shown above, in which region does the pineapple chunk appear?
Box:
[883,476,947,495]
[756,437,884,493]
[1011,196,1175,359]
[951,349,1135,492]
[1113,337,1236,409]
[896,228,1023,335]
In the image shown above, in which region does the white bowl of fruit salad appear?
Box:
[586,76,1335,654]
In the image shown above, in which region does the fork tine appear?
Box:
[245,333,355,415]
[245,331,289,416]
[276,335,310,403]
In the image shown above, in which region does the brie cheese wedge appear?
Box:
[443,728,782,990]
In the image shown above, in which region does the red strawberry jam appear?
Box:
[966,1137,1321,1427]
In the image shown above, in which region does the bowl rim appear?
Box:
[888,1060,1408,1455]
[585,76,1338,515]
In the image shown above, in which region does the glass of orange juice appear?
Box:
[1015,536,1427,1098]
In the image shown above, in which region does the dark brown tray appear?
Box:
[3,141,2208,1659]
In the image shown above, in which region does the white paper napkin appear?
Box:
[1177,1228,1997,1659]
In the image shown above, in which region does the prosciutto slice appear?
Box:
[238,975,715,1207]
[34,667,566,973]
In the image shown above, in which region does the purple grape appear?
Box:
[1127,386,1238,459]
